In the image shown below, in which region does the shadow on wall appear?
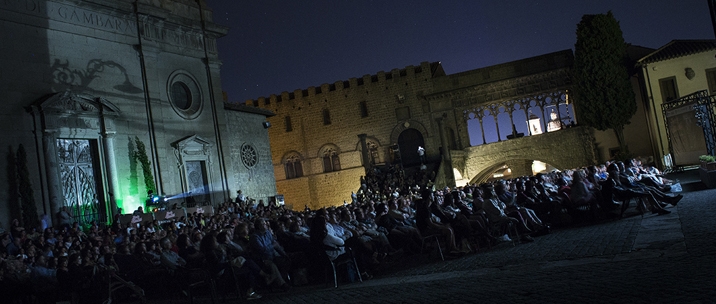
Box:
[51,59,143,94]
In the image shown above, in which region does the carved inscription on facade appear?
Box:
[0,0,44,15]
[142,21,204,51]
[55,5,134,34]
[1,0,136,34]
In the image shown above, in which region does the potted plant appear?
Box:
[699,155,716,188]
[699,155,716,171]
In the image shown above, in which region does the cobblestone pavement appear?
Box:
[171,174,716,304]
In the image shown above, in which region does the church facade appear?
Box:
[0,0,277,228]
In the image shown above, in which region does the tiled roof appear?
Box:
[637,40,716,65]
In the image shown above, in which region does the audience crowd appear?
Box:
[0,158,682,303]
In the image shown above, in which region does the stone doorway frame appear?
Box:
[28,90,121,226]
[172,135,215,206]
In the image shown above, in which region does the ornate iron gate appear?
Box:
[662,90,716,167]
[57,139,100,227]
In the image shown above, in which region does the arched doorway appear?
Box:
[397,128,425,166]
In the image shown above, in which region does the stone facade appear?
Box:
[0,0,276,229]
[246,50,599,210]
[457,126,598,184]
[246,62,444,210]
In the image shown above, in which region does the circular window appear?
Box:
[170,82,191,110]
[167,70,203,120]
[241,144,258,168]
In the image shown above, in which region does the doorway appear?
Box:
[56,139,103,227]
[397,128,425,166]
[185,160,210,205]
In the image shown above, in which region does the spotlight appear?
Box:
[263,121,271,128]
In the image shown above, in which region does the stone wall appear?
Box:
[458,126,598,183]
[0,0,273,229]
[223,106,277,204]
[243,51,586,209]
[245,62,445,209]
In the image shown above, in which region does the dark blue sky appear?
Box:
[206,0,714,103]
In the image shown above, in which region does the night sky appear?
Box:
[205,0,714,103]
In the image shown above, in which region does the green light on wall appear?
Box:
[121,195,144,215]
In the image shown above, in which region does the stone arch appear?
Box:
[468,158,560,185]
[397,129,425,166]
[281,150,304,163]
[317,143,341,156]
[389,119,429,145]
[470,162,509,185]
[318,143,341,173]
[461,126,597,185]
[281,150,304,179]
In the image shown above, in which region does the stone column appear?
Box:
[358,134,371,173]
[436,116,456,187]
[102,131,120,217]
[42,131,62,226]
[493,108,502,142]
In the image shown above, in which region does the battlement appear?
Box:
[245,61,438,107]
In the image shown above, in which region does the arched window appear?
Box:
[284,153,303,179]
[322,148,341,172]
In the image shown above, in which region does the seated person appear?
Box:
[606,163,672,215]
[482,183,532,243]
[309,215,346,261]
[616,162,682,207]
[201,233,262,300]
[415,189,466,254]
[159,237,186,271]
[568,170,602,220]
[375,203,421,253]
[176,233,203,268]
[249,218,290,291]
[495,182,546,234]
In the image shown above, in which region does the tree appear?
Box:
[572,11,636,157]
[134,136,155,193]
[16,144,40,229]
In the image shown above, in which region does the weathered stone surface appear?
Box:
[0,0,274,227]
[245,51,593,208]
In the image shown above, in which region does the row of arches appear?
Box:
[464,90,576,146]
[283,146,343,179]
[281,128,429,179]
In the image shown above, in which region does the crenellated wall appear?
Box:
[242,62,445,209]
[240,50,599,210]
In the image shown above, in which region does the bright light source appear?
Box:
[528,112,543,135]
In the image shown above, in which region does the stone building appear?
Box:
[246,50,607,210]
[246,39,713,210]
[0,0,277,229]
